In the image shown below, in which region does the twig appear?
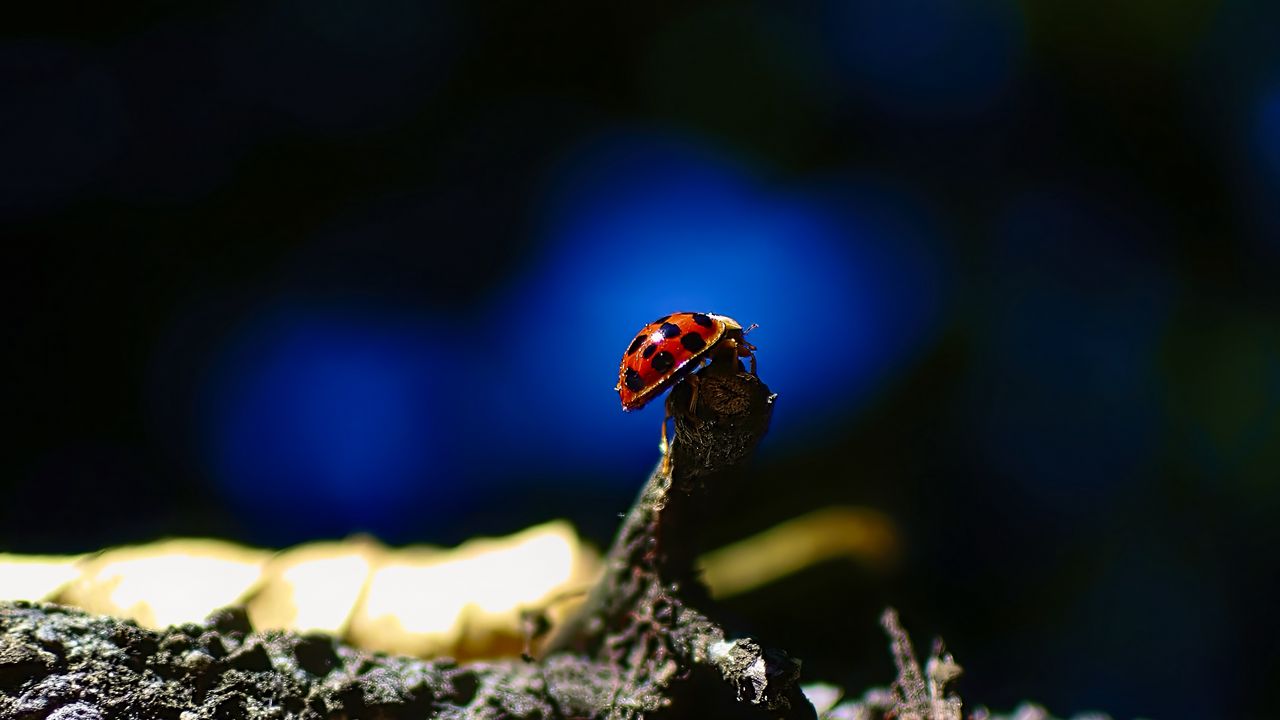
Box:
[548,363,813,718]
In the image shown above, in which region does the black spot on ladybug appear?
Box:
[652,315,670,325]
[660,322,682,339]
[624,368,644,392]
[680,333,706,352]
[627,335,645,356]
[651,351,675,374]
[691,313,713,327]
[642,344,658,359]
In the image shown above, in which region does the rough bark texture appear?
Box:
[0,601,656,720]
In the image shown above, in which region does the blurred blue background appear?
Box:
[5,1,1279,717]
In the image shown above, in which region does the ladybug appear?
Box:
[616,312,757,472]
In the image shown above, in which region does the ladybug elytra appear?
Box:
[615,312,758,473]
[616,312,757,410]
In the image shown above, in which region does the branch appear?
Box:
[547,363,813,718]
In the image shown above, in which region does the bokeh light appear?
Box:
[201,305,455,544]
[479,131,946,477]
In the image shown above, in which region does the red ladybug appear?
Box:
[616,312,757,410]
[616,312,757,471]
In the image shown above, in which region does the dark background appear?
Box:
[5,2,1279,718]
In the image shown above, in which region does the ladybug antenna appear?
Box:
[744,323,759,335]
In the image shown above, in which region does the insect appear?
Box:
[615,312,757,472]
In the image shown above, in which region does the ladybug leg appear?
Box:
[659,410,673,476]
[738,338,758,376]
[686,372,701,415]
